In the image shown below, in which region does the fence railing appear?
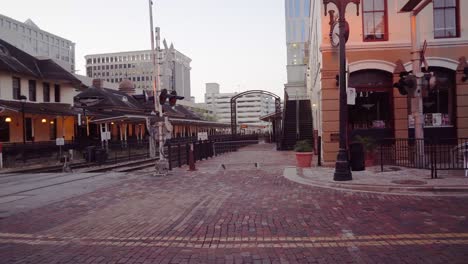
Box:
[104,140,150,163]
[166,136,259,170]
[1,134,261,169]
[378,138,468,178]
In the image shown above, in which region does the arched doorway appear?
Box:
[348,69,395,141]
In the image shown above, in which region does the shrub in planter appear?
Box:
[294,140,313,168]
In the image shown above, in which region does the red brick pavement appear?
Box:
[1,144,468,263]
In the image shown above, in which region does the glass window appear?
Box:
[12,77,20,100]
[43,83,50,102]
[294,0,300,17]
[54,84,60,102]
[304,0,311,17]
[422,68,456,127]
[362,0,388,41]
[433,0,459,38]
[28,80,36,101]
[288,0,294,17]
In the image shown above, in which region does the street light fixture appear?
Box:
[323,0,360,181]
[19,95,27,144]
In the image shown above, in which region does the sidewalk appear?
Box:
[284,164,468,196]
[181,143,468,196]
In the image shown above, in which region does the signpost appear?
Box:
[197,132,208,141]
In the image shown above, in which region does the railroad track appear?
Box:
[1,154,157,174]
[86,159,157,173]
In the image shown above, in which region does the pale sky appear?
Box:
[2,0,287,102]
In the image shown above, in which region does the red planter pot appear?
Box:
[365,152,375,167]
[296,152,313,168]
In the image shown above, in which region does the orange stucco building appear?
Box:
[307,0,468,164]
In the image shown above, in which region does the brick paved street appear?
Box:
[1,143,468,263]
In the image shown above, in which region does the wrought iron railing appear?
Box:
[166,135,259,170]
[378,138,468,178]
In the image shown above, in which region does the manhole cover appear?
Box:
[391,180,427,185]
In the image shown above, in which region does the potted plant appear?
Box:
[294,140,314,168]
[355,136,377,167]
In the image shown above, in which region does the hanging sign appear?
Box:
[346,87,356,105]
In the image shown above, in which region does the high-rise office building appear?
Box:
[0,14,75,72]
[84,49,191,98]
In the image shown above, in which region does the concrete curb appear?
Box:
[283,167,468,197]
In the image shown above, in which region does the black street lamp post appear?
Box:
[19,95,27,144]
[323,0,360,181]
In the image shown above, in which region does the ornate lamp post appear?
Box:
[323,0,360,181]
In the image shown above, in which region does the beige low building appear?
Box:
[0,38,81,144]
[307,0,468,164]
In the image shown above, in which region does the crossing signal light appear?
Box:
[168,90,184,106]
[393,72,417,96]
[159,89,168,105]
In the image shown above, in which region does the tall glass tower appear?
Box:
[285,0,311,67]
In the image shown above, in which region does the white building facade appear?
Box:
[85,49,191,99]
[204,83,276,128]
[0,14,75,72]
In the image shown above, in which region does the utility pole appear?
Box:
[148,0,157,158]
[400,0,432,167]
[410,12,425,167]
[149,0,167,175]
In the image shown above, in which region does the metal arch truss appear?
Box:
[230,90,282,148]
